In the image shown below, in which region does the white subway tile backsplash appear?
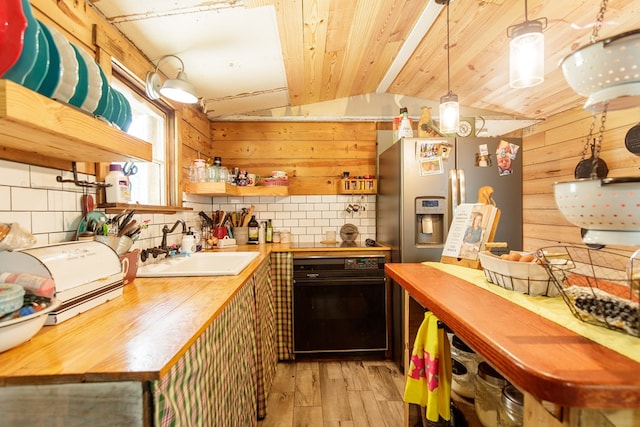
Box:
[0,160,30,187]
[31,166,64,190]
[0,187,10,210]
[11,187,49,211]
[32,211,64,234]
[2,160,379,247]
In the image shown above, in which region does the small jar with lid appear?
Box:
[497,384,524,427]
[450,335,483,400]
[475,361,508,427]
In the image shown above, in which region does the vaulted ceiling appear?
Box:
[90,0,639,124]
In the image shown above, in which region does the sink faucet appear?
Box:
[161,219,187,249]
[140,219,187,262]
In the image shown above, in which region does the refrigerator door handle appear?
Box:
[458,169,466,204]
[450,169,458,208]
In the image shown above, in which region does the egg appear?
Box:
[519,254,535,263]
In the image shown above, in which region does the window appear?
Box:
[110,67,174,206]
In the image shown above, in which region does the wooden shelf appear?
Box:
[97,203,193,214]
[338,178,377,194]
[185,182,289,197]
[0,79,152,163]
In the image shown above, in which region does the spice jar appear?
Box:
[450,335,483,399]
[497,384,524,427]
[475,362,508,427]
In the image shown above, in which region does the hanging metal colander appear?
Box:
[560,0,640,113]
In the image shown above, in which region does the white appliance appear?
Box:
[0,241,124,324]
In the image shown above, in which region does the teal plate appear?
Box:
[4,0,37,87]
[22,21,49,93]
[36,21,60,97]
[106,88,120,126]
[120,92,132,132]
[68,43,88,107]
[111,89,127,130]
[93,65,110,117]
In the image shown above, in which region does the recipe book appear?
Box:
[441,203,500,268]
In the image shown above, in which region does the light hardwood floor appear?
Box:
[258,359,406,427]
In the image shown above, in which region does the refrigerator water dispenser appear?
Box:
[415,197,446,245]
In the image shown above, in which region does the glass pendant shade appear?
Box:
[509,21,544,88]
[439,93,459,135]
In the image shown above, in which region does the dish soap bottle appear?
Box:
[266,219,273,243]
[248,215,259,244]
[105,164,131,204]
[398,107,414,139]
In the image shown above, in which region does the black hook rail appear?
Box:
[56,162,111,188]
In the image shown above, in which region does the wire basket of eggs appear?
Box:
[478,251,560,297]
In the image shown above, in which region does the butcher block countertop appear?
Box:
[385,262,640,409]
[0,247,273,386]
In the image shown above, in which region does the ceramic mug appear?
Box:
[248,173,261,186]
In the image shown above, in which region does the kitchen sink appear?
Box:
[136,251,259,277]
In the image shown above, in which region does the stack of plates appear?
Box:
[2,3,133,132]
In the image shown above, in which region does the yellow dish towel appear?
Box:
[403,311,452,422]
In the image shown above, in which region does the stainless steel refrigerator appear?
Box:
[376,136,523,366]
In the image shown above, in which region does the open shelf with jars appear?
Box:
[338,178,377,194]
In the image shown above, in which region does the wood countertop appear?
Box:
[0,248,272,386]
[385,262,640,409]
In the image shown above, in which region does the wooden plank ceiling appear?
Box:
[91,0,640,121]
[267,0,640,120]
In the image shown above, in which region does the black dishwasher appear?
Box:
[293,255,387,355]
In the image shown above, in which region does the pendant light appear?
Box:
[507,0,547,89]
[438,0,459,135]
[145,54,198,104]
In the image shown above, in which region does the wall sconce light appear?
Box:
[437,0,459,135]
[145,54,198,104]
[507,0,547,89]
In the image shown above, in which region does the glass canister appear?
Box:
[475,362,508,427]
[191,159,207,182]
[450,335,483,399]
[497,384,524,427]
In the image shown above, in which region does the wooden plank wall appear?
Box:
[522,105,640,257]
[210,121,377,194]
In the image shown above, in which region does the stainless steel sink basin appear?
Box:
[136,251,259,277]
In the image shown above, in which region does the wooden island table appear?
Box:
[385,262,640,427]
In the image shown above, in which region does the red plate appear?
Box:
[0,0,27,78]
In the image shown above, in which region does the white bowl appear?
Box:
[478,251,558,297]
[46,25,78,103]
[76,48,102,114]
[554,177,640,231]
[0,298,60,353]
